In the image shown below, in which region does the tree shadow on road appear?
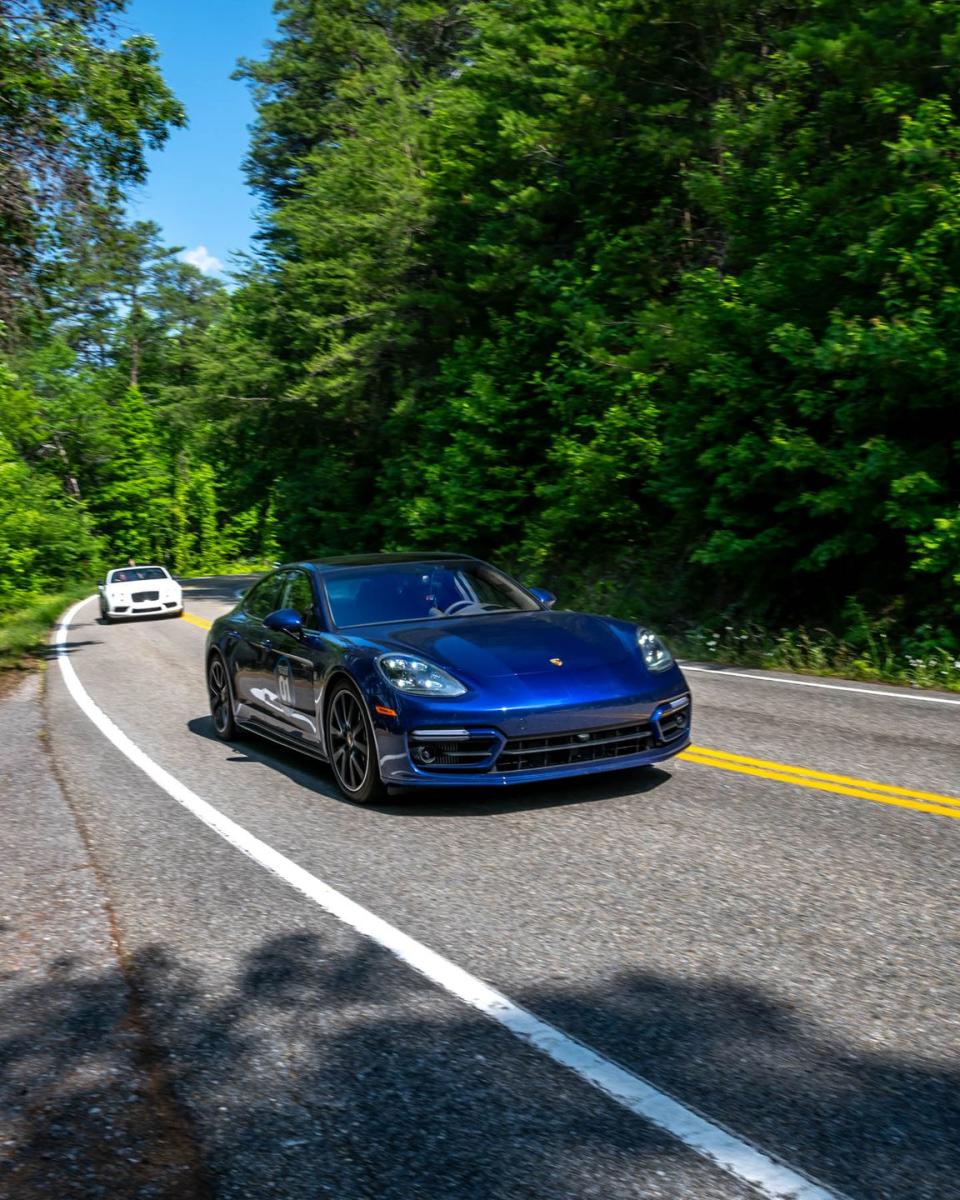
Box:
[39,638,102,658]
[186,714,344,803]
[2,928,959,1200]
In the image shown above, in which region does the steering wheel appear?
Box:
[443,599,476,616]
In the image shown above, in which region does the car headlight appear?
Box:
[636,627,674,673]
[377,655,467,697]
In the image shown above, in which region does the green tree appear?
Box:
[0,0,184,328]
[655,0,960,623]
[89,386,173,564]
[0,0,190,608]
[211,0,465,553]
[0,364,101,605]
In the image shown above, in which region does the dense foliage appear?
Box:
[207,0,959,653]
[0,1,264,610]
[1,0,959,671]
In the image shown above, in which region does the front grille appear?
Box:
[497,721,654,773]
[132,590,159,602]
[408,700,690,776]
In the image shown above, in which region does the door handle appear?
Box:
[262,639,273,650]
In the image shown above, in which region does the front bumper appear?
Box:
[379,735,690,788]
[104,599,183,617]
[373,685,692,788]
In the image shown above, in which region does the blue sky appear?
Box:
[121,0,278,276]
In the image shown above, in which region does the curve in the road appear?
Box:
[55,594,846,1200]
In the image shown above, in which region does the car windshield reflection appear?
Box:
[323,562,539,628]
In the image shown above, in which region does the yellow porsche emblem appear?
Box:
[549,657,563,667]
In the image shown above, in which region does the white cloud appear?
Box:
[181,244,224,275]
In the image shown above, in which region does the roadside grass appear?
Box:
[0,585,93,677]
[670,623,960,694]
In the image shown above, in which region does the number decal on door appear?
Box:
[277,659,294,705]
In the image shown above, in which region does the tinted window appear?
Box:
[323,562,537,627]
[282,570,318,627]
[244,572,287,620]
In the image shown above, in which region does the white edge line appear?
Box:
[56,596,846,1200]
[680,664,960,706]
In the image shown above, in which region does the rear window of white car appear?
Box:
[108,567,169,584]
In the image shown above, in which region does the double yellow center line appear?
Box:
[181,611,213,632]
[681,745,960,821]
[180,610,959,820]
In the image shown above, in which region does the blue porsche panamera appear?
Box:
[205,553,691,802]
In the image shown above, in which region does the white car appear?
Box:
[98,565,183,621]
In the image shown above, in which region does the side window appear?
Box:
[244,572,287,620]
[282,571,318,627]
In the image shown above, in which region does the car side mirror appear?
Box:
[263,608,304,638]
[529,587,556,609]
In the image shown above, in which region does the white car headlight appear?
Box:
[377,655,467,697]
[636,627,674,673]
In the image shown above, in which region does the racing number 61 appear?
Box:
[277,660,293,706]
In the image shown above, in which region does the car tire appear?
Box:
[208,653,243,741]
[325,679,387,804]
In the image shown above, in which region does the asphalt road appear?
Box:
[4,575,960,1199]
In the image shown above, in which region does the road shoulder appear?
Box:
[0,670,206,1199]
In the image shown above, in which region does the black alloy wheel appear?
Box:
[208,654,241,740]
[326,682,386,803]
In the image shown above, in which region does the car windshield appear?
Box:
[323,562,538,628]
[109,567,168,583]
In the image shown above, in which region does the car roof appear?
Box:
[303,552,480,574]
[109,564,167,572]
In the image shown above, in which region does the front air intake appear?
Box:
[408,730,500,771]
[651,695,691,743]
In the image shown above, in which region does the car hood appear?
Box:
[359,610,637,680]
